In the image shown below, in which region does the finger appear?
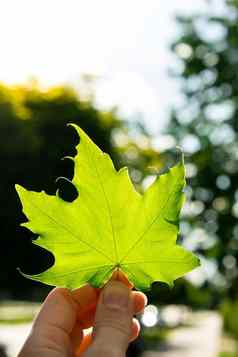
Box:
[74,290,146,331]
[71,279,146,354]
[130,318,141,342]
[83,281,133,357]
[76,317,140,357]
[71,284,99,329]
[72,284,99,314]
[76,331,93,357]
[71,323,84,351]
[110,271,147,313]
[70,286,99,352]
[33,288,77,334]
[133,291,148,314]
[19,288,79,357]
[74,314,140,355]
[72,283,146,328]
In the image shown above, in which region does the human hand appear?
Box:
[18,279,147,357]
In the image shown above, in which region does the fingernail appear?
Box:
[103,282,129,309]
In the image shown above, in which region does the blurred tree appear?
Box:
[165,0,238,306]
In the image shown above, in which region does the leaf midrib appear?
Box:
[86,142,119,263]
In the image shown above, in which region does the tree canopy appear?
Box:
[166,0,238,305]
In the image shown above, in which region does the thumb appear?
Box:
[83,281,133,357]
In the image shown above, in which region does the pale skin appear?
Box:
[18,275,147,357]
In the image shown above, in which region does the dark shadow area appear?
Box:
[0,346,8,357]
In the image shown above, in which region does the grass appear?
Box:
[0,317,34,324]
[0,301,40,324]
[142,326,169,349]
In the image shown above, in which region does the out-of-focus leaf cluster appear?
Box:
[165,0,238,313]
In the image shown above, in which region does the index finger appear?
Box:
[71,273,146,330]
[71,270,132,312]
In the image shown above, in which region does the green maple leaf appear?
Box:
[16,124,199,291]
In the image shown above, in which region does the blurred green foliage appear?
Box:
[221,299,238,338]
[166,0,238,312]
[141,327,168,350]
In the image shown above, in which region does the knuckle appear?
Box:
[95,317,131,336]
[85,345,123,357]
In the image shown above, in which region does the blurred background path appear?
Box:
[0,311,222,357]
[0,324,31,357]
[143,312,222,357]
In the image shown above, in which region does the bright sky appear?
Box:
[0,0,210,134]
